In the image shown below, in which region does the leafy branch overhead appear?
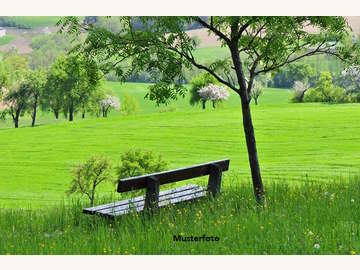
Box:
[59,16,358,105]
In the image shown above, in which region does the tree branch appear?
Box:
[195,17,230,44]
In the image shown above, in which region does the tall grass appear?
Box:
[1,175,359,255]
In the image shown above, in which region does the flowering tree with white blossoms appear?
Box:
[99,95,120,117]
[250,81,264,105]
[198,84,230,109]
[340,65,360,94]
[292,80,310,103]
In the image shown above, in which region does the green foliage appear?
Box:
[58,16,356,109]
[23,69,47,126]
[43,54,103,120]
[0,52,30,127]
[303,72,348,103]
[116,149,168,179]
[120,92,140,115]
[67,156,113,206]
[0,35,14,46]
[272,62,316,89]
[189,73,218,108]
[29,33,72,70]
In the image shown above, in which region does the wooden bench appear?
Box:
[83,159,230,218]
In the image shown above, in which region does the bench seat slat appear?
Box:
[100,186,205,216]
[83,184,199,214]
[83,184,206,218]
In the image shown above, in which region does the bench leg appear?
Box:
[144,176,160,212]
[208,164,222,197]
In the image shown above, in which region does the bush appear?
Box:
[120,93,140,115]
[116,149,168,179]
[67,156,113,207]
[303,72,348,103]
[303,88,323,102]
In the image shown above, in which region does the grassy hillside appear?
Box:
[0,83,360,208]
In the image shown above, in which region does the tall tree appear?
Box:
[44,54,102,121]
[59,16,357,204]
[0,52,30,128]
[23,69,47,127]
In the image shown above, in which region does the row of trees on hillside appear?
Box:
[0,52,120,128]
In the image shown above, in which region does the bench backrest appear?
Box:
[117,159,230,192]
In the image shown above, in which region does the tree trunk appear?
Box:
[54,110,59,120]
[202,100,206,109]
[240,96,265,204]
[31,99,38,127]
[254,98,258,105]
[82,111,85,119]
[212,101,216,108]
[298,88,309,103]
[13,111,20,128]
[69,99,74,122]
[228,39,265,205]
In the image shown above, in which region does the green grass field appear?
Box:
[0,82,360,208]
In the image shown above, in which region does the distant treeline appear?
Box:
[83,16,207,31]
[0,17,32,29]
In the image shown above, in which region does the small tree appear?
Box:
[117,149,168,179]
[67,156,113,207]
[291,81,310,103]
[189,73,217,109]
[198,84,230,108]
[120,93,140,115]
[100,95,120,117]
[1,83,31,128]
[23,69,47,127]
[250,81,264,105]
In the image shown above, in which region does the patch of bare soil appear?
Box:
[0,26,58,54]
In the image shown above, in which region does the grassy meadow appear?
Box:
[1,81,360,254]
[1,179,360,254]
[0,83,360,208]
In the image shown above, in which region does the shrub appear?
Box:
[116,149,168,179]
[120,93,140,115]
[303,88,324,102]
[67,156,113,207]
[303,72,347,103]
